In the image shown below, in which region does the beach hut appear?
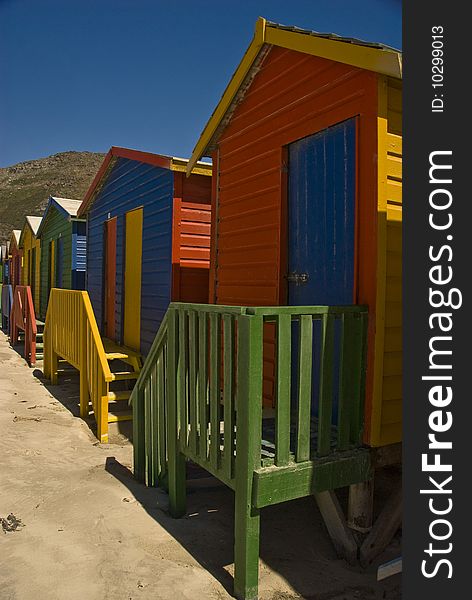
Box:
[1,243,9,284]
[0,244,6,284]
[8,230,22,289]
[36,197,87,319]
[186,18,403,449]
[1,243,12,330]
[0,245,5,314]
[77,146,212,356]
[19,216,42,314]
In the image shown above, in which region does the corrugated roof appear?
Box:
[51,197,82,217]
[187,17,402,174]
[266,21,400,53]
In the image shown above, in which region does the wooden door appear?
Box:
[287,118,357,422]
[287,118,357,306]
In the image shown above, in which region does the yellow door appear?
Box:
[123,208,143,351]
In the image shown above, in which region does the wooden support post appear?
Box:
[79,366,89,418]
[98,378,109,444]
[348,479,374,533]
[50,348,58,385]
[360,486,402,567]
[234,314,263,600]
[314,490,358,565]
[79,316,88,419]
[132,386,146,483]
[167,309,187,518]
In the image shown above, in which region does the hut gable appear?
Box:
[85,155,175,352]
[19,216,42,311]
[79,147,212,356]
[37,196,85,318]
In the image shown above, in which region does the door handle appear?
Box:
[285,272,309,285]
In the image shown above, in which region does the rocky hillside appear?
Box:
[0,151,105,245]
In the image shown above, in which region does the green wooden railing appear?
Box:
[130,302,368,492]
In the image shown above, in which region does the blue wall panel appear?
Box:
[86,157,174,356]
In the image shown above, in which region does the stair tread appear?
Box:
[105,352,130,360]
[107,390,131,401]
[108,410,132,423]
[102,338,141,359]
[111,371,139,381]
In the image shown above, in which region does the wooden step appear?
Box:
[103,338,141,359]
[105,351,130,360]
[110,371,139,382]
[108,410,132,423]
[107,390,131,402]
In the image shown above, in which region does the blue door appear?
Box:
[287,118,356,306]
[287,119,357,427]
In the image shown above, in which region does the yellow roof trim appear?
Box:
[186,17,267,176]
[170,157,212,176]
[186,17,401,175]
[265,26,402,79]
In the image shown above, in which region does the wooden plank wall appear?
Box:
[370,76,402,446]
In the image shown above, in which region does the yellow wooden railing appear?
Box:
[43,288,114,443]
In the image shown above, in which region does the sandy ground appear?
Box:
[0,331,401,600]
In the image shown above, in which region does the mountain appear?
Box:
[0,151,105,245]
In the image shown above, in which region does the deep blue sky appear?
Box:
[0,0,401,167]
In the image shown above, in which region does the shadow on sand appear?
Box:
[32,362,133,443]
[104,456,401,600]
[15,338,400,599]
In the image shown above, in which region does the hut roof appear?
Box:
[36,196,82,238]
[186,17,402,173]
[19,215,43,247]
[77,146,212,217]
[26,216,42,235]
[10,230,21,249]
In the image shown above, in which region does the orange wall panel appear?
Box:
[213,45,379,412]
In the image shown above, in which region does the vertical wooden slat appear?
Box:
[234,314,263,600]
[150,366,159,486]
[178,308,188,450]
[317,313,335,456]
[144,379,152,486]
[188,310,198,456]
[223,314,235,481]
[167,308,187,517]
[132,385,146,483]
[296,315,313,462]
[349,312,367,445]
[337,314,351,451]
[210,312,221,470]
[157,351,167,483]
[276,314,291,466]
[198,312,208,460]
